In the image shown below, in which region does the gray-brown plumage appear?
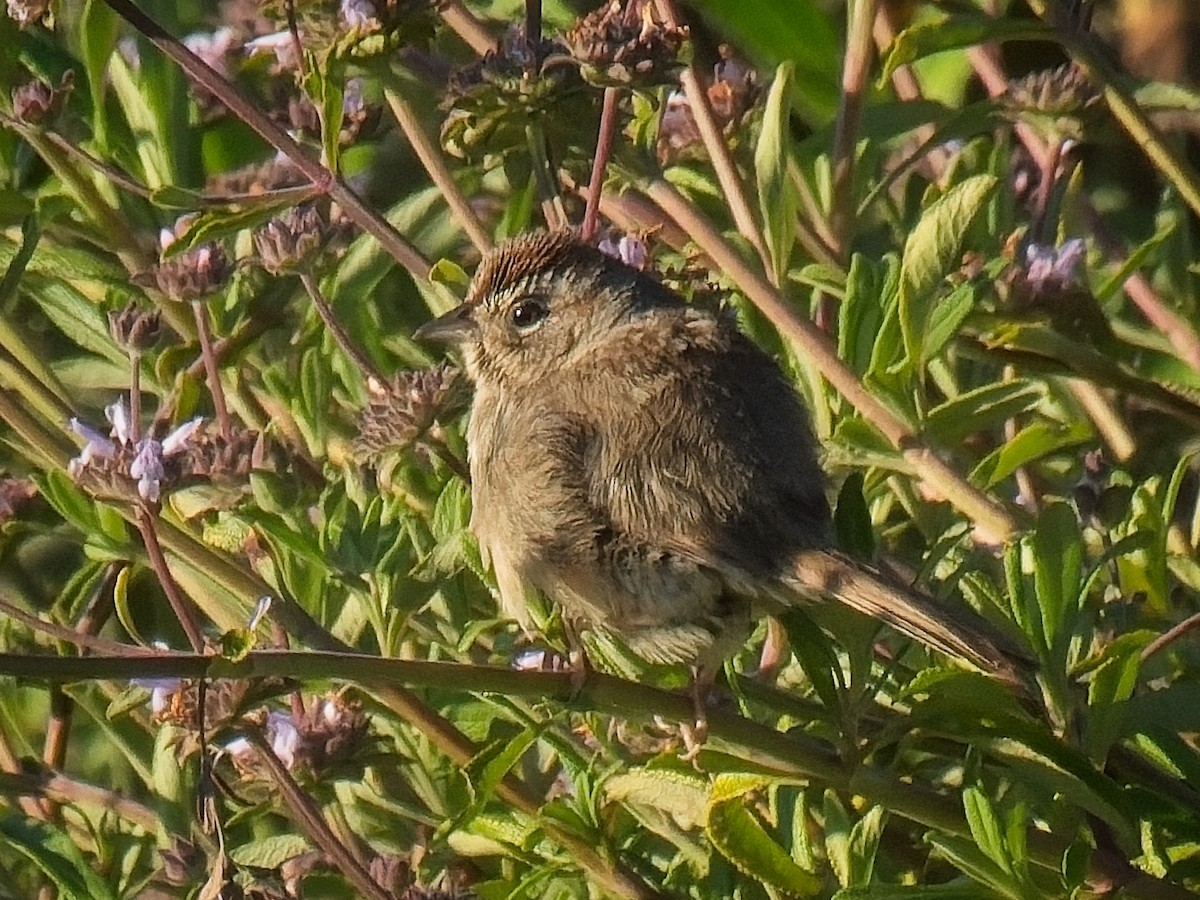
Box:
[416,230,1027,688]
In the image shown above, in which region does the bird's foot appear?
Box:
[679,665,716,763]
[679,715,709,763]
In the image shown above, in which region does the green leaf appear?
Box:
[880,16,1053,84]
[898,175,996,369]
[971,418,1091,489]
[833,472,874,561]
[845,804,886,888]
[604,767,708,830]
[230,834,312,868]
[963,785,1009,874]
[755,61,798,283]
[780,608,843,711]
[0,817,118,900]
[707,796,822,896]
[165,198,297,258]
[23,274,126,365]
[924,380,1045,444]
[463,725,542,813]
[1031,502,1084,661]
[839,253,893,375]
[925,834,1023,899]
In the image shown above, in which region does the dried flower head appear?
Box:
[1003,63,1100,144]
[442,27,577,158]
[206,153,306,196]
[109,301,163,353]
[11,70,73,125]
[657,90,701,163]
[160,838,205,886]
[253,205,329,275]
[226,694,367,777]
[356,365,464,458]
[566,0,687,87]
[5,0,49,28]
[149,231,234,303]
[0,476,36,527]
[707,44,757,122]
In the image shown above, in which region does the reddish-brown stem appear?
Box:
[249,730,394,900]
[582,88,621,242]
[829,0,878,263]
[135,506,205,652]
[128,351,141,444]
[42,566,119,786]
[298,272,384,383]
[1142,609,1200,662]
[190,301,232,441]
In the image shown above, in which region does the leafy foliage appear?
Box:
[1,0,1200,898]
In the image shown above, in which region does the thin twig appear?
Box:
[829,0,878,263]
[41,565,120,783]
[191,300,233,441]
[582,87,622,242]
[249,730,392,900]
[383,85,492,254]
[438,0,496,55]
[298,272,384,383]
[135,506,206,652]
[642,176,1021,543]
[0,595,160,656]
[1141,610,1200,662]
[100,0,430,278]
[1066,379,1135,462]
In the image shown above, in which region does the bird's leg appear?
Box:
[562,618,591,698]
[755,616,790,682]
[680,664,717,762]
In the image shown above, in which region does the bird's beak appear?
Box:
[414,304,478,345]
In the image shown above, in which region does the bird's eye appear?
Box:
[510,298,548,330]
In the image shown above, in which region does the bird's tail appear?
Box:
[786,548,1032,689]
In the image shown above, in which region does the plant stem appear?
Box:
[249,730,392,900]
[438,0,495,55]
[191,300,233,441]
[829,0,878,263]
[297,272,383,383]
[382,82,492,254]
[135,506,205,652]
[582,87,622,242]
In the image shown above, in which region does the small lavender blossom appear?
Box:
[266,712,301,768]
[339,0,378,30]
[248,595,273,630]
[183,27,236,75]
[129,439,165,502]
[162,417,202,456]
[598,233,648,270]
[244,31,300,69]
[67,418,116,477]
[1024,238,1086,293]
[105,396,133,445]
